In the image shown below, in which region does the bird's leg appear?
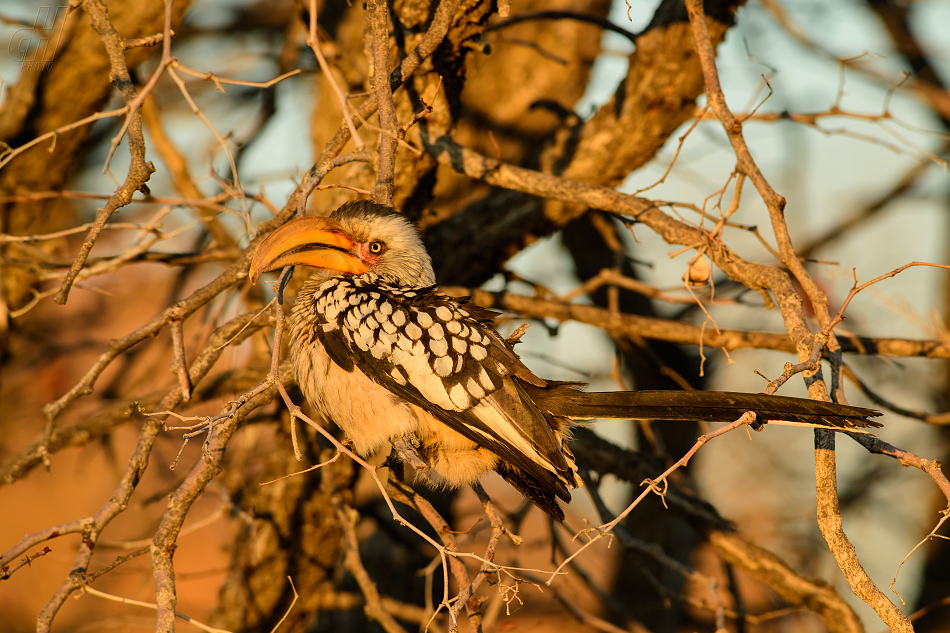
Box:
[391,434,431,472]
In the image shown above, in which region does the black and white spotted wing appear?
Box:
[308,273,571,486]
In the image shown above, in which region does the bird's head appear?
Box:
[249,201,436,288]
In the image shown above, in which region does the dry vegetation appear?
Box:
[1,0,949,632]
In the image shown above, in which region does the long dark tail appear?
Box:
[526,386,883,429]
[502,385,881,521]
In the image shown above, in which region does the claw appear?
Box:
[391,434,430,472]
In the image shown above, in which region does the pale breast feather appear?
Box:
[308,274,571,490]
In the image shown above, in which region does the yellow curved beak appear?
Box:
[248,217,368,284]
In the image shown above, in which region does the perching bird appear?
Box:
[249,201,882,520]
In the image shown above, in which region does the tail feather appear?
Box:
[526,386,883,429]
[496,462,570,522]
[497,384,882,521]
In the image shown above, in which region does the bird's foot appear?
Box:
[391,434,430,472]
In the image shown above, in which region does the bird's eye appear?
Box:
[368,241,385,254]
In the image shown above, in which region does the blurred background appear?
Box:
[1,0,948,631]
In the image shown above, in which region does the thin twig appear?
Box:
[548,412,757,583]
[82,586,232,633]
[170,319,191,402]
[307,0,363,149]
[366,0,397,205]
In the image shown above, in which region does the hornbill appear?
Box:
[249,201,881,520]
